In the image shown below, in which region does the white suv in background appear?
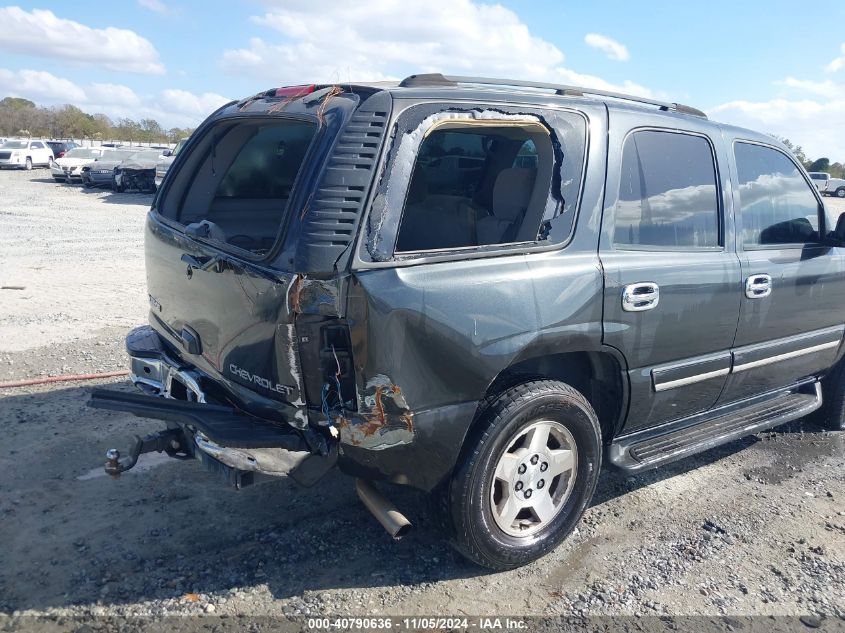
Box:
[809,172,830,190]
[0,139,54,170]
[823,178,845,198]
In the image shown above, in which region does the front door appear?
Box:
[601,115,742,433]
[716,139,845,405]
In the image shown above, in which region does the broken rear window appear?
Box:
[396,121,555,252]
[159,118,317,256]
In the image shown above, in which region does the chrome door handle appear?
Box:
[622,282,660,312]
[745,274,772,299]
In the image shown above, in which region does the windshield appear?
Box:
[64,148,99,159]
[1,140,28,149]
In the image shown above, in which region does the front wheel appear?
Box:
[836,187,845,199]
[24,157,32,171]
[441,380,602,570]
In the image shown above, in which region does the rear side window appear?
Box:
[614,130,719,249]
[395,121,554,252]
[165,119,317,255]
[734,143,821,247]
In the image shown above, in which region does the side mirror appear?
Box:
[829,212,845,246]
[161,149,172,157]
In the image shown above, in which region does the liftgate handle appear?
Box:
[181,253,220,272]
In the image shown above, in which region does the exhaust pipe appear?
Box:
[355,479,412,539]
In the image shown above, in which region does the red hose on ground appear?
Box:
[0,370,129,389]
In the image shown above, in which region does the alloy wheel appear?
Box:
[490,419,578,537]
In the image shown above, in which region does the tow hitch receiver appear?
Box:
[105,428,191,477]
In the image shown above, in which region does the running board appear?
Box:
[609,382,822,472]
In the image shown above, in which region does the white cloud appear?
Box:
[0,68,86,103]
[0,67,230,128]
[709,97,845,160]
[137,0,169,14]
[584,33,630,62]
[826,43,845,73]
[220,0,649,96]
[157,89,232,120]
[774,77,844,99]
[0,7,165,75]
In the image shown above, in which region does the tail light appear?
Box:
[296,318,357,416]
[274,84,316,99]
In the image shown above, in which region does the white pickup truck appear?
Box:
[809,171,845,198]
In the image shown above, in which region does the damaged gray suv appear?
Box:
[92,74,845,570]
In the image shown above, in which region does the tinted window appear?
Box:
[168,119,317,256]
[734,143,820,246]
[216,123,315,200]
[395,122,554,252]
[810,173,827,181]
[615,131,719,248]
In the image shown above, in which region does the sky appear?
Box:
[0,1,844,159]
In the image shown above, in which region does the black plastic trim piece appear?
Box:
[88,389,307,450]
[608,380,821,471]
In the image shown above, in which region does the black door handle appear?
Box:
[181,253,221,273]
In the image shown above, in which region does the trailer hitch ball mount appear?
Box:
[104,427,192,477]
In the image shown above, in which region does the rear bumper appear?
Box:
[88,325,336,487]
[82,171,113,186]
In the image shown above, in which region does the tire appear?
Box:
[24,157,32,171]
[440,379,602,570]
[836,187,845,199]
[819,359,845,431]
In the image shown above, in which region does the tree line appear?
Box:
[778,138,845,179]
[0,96,193,143]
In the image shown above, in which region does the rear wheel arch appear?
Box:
[464,349,628,453]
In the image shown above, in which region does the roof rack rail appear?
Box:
[398,73,707,119]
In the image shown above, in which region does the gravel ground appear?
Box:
[0,170,843,627]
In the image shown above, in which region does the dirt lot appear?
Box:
[0,169,843,624]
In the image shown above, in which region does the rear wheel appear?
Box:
[440,380,602,570]
[836,187,845,199]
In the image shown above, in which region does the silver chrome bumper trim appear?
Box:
[130,353,307,478]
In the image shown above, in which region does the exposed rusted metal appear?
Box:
[337,374,415,448]
[289,273,305,315]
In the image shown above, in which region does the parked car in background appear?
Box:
[809,172,830,190]
[155,138,188,189]
[0,139,54,170]
[113,149,163,192]
[80,148,138,188]
[821,176,845,198]
[52,147,115,182]
[46,140,78,160]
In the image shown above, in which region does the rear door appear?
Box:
[716,139,845,404]
[600,110,742,433]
